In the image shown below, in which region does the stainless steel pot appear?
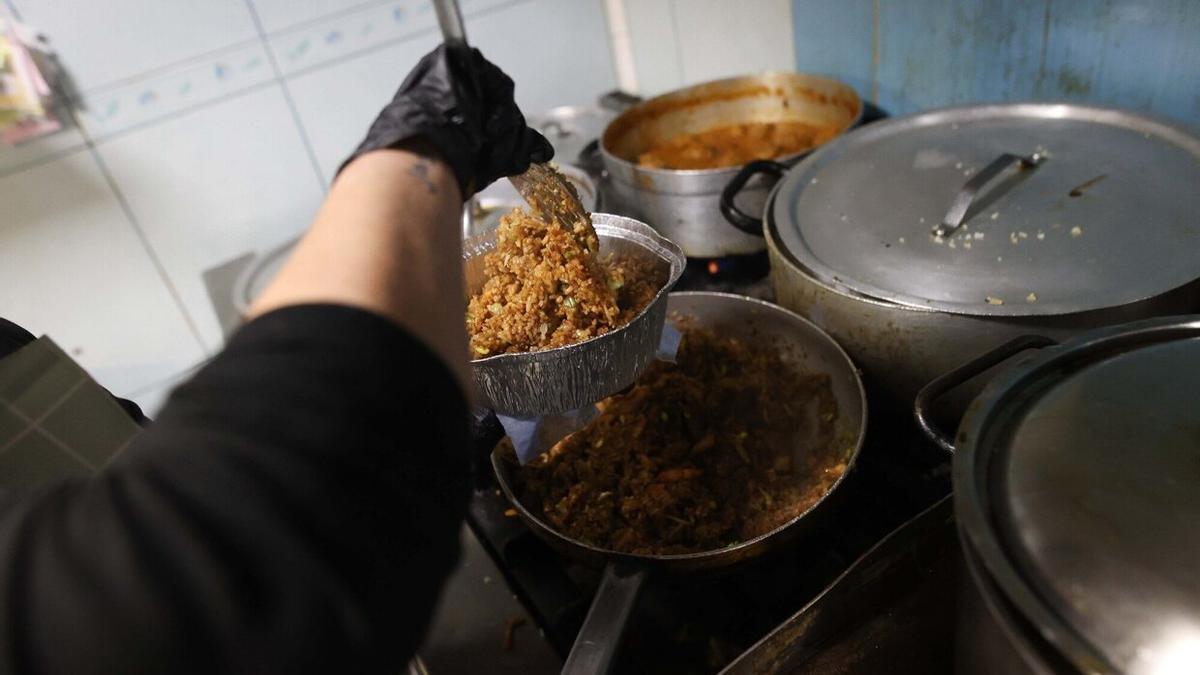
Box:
[726,103,1200,415]
[600,72,861,258]
[914,316,1200,674]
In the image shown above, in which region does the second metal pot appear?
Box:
[599,72,861,258]
[915,316,1200,673]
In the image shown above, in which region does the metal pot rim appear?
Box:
[953,314,1200,672]
[599,71,864,180]
[764,188,1200,320]
[493,290,868,565]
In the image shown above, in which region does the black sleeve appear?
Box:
[0,305,470,675]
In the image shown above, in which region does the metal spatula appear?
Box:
[433,0,597,252]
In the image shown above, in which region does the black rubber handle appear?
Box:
[913,335,1057,455]
[720,159,787,237]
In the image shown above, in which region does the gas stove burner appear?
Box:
[675,251,773,300]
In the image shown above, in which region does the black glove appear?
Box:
[469,407,505,489]
[342,45,553,198]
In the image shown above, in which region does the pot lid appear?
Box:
[956,317,1200,672]
[771,103,1200,316]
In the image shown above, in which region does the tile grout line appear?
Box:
[0,376,95,469]
[258,0,394,42]
[61,99,212,356]
[871,0,881,105]
[72,37,265,100]
[243,0,331,190]
[276,0,537,88]
[666,0,686,86]
[87,79,278,147]
[5,0,534,171]
[1034,0,1053,96]
[0,143,89,180]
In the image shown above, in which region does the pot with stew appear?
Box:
[599,72,861,258]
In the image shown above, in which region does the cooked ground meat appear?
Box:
[467,207,662,357]
[511,327,848,555]
[637,121,839,170]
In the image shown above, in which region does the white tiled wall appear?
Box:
[95,87,326,350]
[1,0,617,416]
[12,0,260,91]
[0,153,206,396]
[619,0,796,96]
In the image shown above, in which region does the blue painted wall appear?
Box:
[792,0,1200,126]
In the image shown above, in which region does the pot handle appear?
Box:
[561,560,649,675]
[720,159,787,237]
[933,152,1045,238]
[914,335,1057,455]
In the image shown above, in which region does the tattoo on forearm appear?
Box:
[410,158,438,195]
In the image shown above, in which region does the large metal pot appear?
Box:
[915,316,1200,674]
[726,103,1200,414]
[600,72,861,258]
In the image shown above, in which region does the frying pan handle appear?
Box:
[561,561,649,675]
[933,152,1044,238]
[914,335,1057,455]
[720,159,787,237]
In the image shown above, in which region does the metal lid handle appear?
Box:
[720,159,787,237]
[933,152,1045,237]
[914,335,1057,454]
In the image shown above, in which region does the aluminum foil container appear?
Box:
[463,213,685,416]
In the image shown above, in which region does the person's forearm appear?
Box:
[249,143,469,390]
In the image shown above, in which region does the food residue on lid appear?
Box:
[991,212,1000,220]
[1026,292,1038,303]
[986,296,1005,305]
[1070,225,1084,237]
[1036,231,1045,240]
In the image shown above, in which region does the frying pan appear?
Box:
[492,292,867,674]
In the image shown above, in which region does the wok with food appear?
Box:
[510,325,846,556]
[491,292,866,674]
